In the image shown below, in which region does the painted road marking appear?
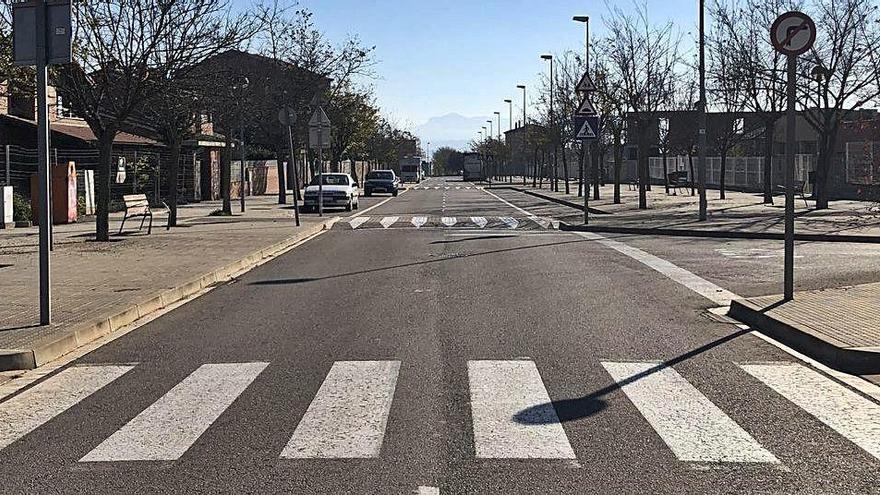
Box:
[441,217,457,227]
[349,217,370,229]
[417,486,440,495]
[470,216,488,228]
[80,362,268,462]
[281,361,400,458]
[434,186,440,190]
[467,360,576,459]
[576,232,737,306]
[602,361,778,464]
[380,216,400,229]
[455,186,461,190]
[740,363,880,461]
[411,216,428,228]
[499,217,519,229]
[530,216,550,229]
[0,365,135,451]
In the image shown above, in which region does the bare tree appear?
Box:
[801,0,880,209]
[593,51,627,204]
[604,3,681,209]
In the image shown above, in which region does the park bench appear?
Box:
[119,194,163,235]
[776,180,810,207]
[667,171,691,195]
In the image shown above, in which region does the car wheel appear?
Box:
[365,190,372,197]
[345,200,352,212]
[353,200,359,210]
[392,190,398,197]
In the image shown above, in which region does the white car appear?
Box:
[302,173,359,212]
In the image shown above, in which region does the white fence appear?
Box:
[648,155,815,191]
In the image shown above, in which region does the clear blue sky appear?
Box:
[262,1,696,136]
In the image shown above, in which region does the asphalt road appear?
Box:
[1,176,879,494]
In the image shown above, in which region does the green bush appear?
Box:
[12,192,32,223]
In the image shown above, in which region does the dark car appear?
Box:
[364,170,400,197]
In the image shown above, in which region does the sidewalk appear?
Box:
[730,283,880,375]
[491,179,880,239]
[0,196,333,371]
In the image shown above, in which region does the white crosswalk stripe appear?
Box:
[468,360,576,459]
[282,361,400,458]
[601,361,778,463]
[0,365,134,451]
[434,186,440,190]
[529,216,550,229]
[80,362,268,462]
[349,217,370,229]
[499,217,519,229]
[741,362,880,461]
[441,217,457,227]
[380,216,399,229]
[470,216,488,228]
[411,216,428,228]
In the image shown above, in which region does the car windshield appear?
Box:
[309,175,349,186]
[367,171,394,180]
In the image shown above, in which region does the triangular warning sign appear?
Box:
[576,95,598,116]
[308,107,331,127]
[576,72,596,92]
[575,119,597,140]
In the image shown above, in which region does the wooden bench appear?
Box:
[776,180,810,207]
[119,194,156,234]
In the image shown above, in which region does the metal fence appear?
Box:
[648,154,815,192]
[0,144,197,207]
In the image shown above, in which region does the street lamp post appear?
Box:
[541,54,555,191]
[504,99,513,183]
[494,111,502,180]
[517,84,528,185]
[697,0,708,221]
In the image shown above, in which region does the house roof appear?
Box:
[0,114,159,146]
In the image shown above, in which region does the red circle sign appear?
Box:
[771,11,816,56]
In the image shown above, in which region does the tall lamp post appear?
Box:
[494,111,502,179]
[697,0,708,221]
[541,54,555,191]
[504,100,513,183]
[517,84,528,185]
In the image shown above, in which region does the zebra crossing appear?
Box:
[1,359,879,466]
[409,185,484,190]
[338,215,559,230]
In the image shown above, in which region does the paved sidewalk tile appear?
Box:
[0,196,327,366]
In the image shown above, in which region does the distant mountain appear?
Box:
[415,113,489,152]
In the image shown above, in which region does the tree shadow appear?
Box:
[514,328,750,425]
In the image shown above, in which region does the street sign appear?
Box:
[278,106,296,126]
[770,11,816,56]
[573,116,600,140]
[576,72,596,92]
[308,107,331,128]
[12,0,72,66]
[575,94,598,117]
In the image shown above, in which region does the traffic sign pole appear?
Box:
[36,0,51,325]
[770,11,816,301]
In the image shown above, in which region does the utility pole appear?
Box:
[240,121,246,213]
[574,16,590,224]
[697,0,708,221]
[517,85,527,185]
[35,1,51,325]
[542,55,554,191]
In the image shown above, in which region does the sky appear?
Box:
[268,0,698,148]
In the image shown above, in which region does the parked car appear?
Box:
[303,173,359,212]
[364,170,400,197]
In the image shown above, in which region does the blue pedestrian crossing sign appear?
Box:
[573,116,600,140]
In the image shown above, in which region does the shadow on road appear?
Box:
[249,238,588,287]
[430,235,518,244]
[514,328,750,425]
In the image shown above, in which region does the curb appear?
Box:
[0,218,338,372]
[559,223,880,244]
[487,186,610,215]
[729,298,880,375]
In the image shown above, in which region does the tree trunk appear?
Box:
[663,150,669,194]
[720,153,727,200]
[276,145,287,205]
[532,147,538,187]
[221,133,232,215]
[578,144,584,197]
[592,148,600,200]
[562,146,570,194]
[637,121,648,209]
[167,137,182,227]
[763,119,775,204]
[95,132,115,241]
[613,131,622,204]
[688,152,696,196]
[814,129,834,210]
